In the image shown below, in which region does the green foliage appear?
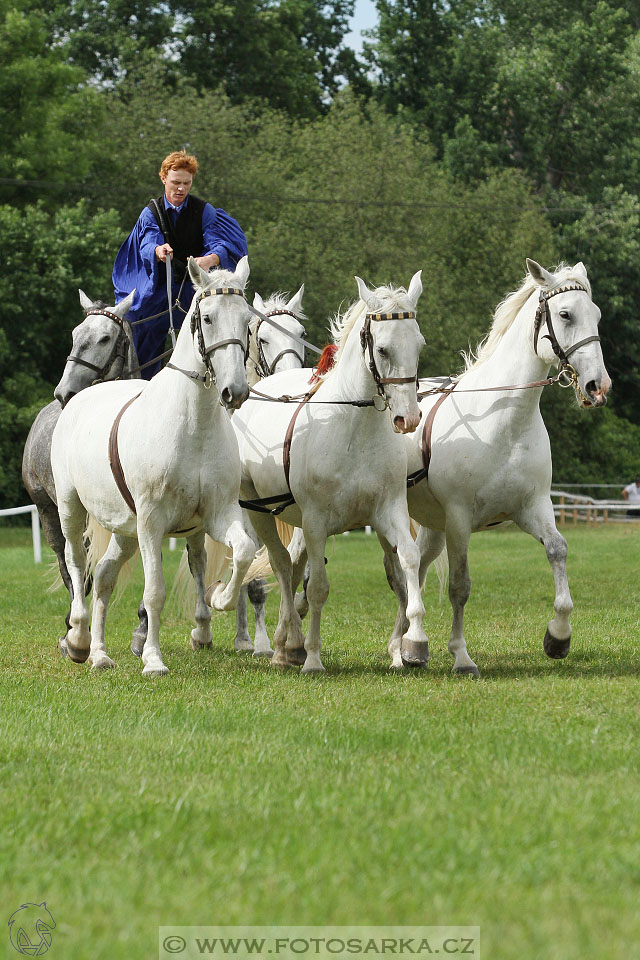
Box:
[49,0,360,117]
[0,200,124,508]
[0,1,104,205]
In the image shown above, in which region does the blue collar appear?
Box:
[164,195,189,213]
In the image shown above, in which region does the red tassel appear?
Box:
[309,344,338,383]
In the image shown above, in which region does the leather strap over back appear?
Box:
[108,392,142,513]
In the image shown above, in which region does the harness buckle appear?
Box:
[204,369,214,390]
[372,393,389,412]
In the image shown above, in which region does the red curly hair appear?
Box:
[159,150,199,179]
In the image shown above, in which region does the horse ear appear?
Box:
[253,291,266,312]
[573,261,588,280]
[78,289,94,311]
[113,289,136,318]
[288,283,305,315]
[188,257,207,288]
[407,270,423,307]
[234,256,250,287]
[526,258,556,288]
[355,276,372,303]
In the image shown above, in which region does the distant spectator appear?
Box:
[621,475,640,518]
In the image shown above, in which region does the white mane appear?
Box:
[463,263,592,371]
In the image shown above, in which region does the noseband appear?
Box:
[360,310,420,400]
[65,309,130,382]
[167,286,250,387]
[254,309,305,378]
[533,284,600,370]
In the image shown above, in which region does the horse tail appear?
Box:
[275,518,295,547]
[171,535,276,621]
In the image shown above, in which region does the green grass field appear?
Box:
[1,523,639,960]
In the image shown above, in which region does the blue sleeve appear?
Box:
[112,206,164,311]
[201,203,249,270]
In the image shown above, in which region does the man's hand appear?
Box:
[155,243,173,262]
[194,253,221,271]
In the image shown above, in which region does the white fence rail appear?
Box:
[551,486,638,525]
[0,504,42,561]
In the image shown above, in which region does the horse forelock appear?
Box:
[464,262,592,371]
[82,300,110,316]
[258,291,307,321]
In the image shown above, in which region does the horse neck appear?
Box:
[463,295,550,403]
[123,321,140,379]
[321,311,372,400]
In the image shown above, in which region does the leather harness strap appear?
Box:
[407,382,458,488]
[108,392,142,513]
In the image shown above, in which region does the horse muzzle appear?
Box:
[220,382,249,411]
[584,374,612,408]
[393,409,422,434]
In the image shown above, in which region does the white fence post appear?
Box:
[0,504,42,562]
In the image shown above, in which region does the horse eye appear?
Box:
[377,346,388,358]
[203,316,212,325]
[559,310,571,320]
[98,335,111,345]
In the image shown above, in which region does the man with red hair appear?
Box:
[113,149,248,378]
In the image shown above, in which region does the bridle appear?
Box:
[253,309,305,378]
[167,286,250,388]
[360,309,420,403]
[533,284,600,384]
[65,309,131,383]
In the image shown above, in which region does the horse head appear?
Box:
[527,259,611,407]
[54,289,137,408]
[187,256,252,410]
[355,271,426,433]
[250,284,306,380]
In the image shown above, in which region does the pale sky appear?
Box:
[344,0,378,53]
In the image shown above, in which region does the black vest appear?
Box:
[148,194,207,280]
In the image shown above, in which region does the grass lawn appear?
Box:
[0,523,639,960]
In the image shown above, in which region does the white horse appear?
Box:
[231,273,428,673]
[51,257,258,676]
[231,285,307,654]
[385,258,611,675]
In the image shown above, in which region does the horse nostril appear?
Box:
[220,387,233,407]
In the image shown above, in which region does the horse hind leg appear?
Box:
[248,578,273,657]
[445,518,480,677]
[300,519,330,674]
[233,584,254,652]
[131,600,148,658]
[90,533,138,669]
[185,533,212,651]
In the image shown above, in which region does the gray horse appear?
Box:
[22,289,138,648]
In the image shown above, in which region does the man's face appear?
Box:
[161,168,193,206]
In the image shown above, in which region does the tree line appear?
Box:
[2,0,639,510]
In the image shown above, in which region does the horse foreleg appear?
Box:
[131,599,148,658]
[444,515,479,677]
[208,511,257,612]
[246,512,304,668]
[34,496,75,647]
[58,495,91,663]
[137,525,169,676]
[248,578,273,657]
[300,517,330,674]
[517,500,573,659]
[289,528,309,619]
[90,533,138,669]
[376,508,429,668]
[186,531,212,652]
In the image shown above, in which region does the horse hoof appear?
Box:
[131,637,145,658]
[66,641,90,664]
[90,654,116,671]
[301,660,325,675]
[285,647,306,666]
[400,638,429,668]
[234,639,254,653]
[142,663,169,677]
[453,664,480,678]
[190,636,212,652]
[253,648,274,659]
[544,629,571,659]
[58,637,69,657]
